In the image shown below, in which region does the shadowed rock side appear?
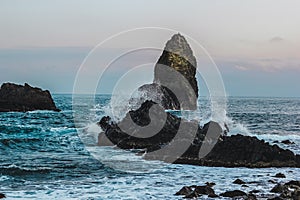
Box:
[137,33,198,110]
[98,101,300,168]
[0,82,60,112]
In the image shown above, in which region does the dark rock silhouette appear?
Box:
[0,83,60,112]
[220,190,247,198]
[175,186,193,196]
[137,33,198,110]
[270,180,300,199]
[274,173,286,178]
[0,193,5,199]
[233,179,246,184]
[175,184,217,198]
[281,140,295,145]
[98,101,300,168]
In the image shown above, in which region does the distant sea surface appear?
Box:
[0,95,299,199]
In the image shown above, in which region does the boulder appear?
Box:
[194,185,216,196]
[175,186,193,196]
[233,178,246,184]
[175,184,217,198]
[274,173,286,178]
[0,83,59,112]
[220,190,247,198]
[281,140,295,145]
[270,180,300,200]
[271,184,285,193]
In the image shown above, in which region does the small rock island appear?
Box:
[97,34,300,168]
[0,82,60,112]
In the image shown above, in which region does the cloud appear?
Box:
[235,65,249,71]
[269,37,284,43]
[220,57,300,73]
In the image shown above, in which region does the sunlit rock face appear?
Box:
[138,33,198,110]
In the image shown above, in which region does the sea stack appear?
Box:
[0,82,60,112]
[137,33,198,110]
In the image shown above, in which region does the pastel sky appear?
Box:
[1,0,300,96]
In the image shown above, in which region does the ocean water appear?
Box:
[0,95,299,199]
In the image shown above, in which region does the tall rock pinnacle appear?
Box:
[154,33,198,97]
[153,33,198,109]
[136,33,199,110]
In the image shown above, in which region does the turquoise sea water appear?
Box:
[0,95,299,199]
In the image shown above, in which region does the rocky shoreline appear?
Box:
[175,177,300,199]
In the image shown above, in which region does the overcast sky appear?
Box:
[1,0,300,96]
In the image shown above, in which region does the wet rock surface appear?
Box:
[176,179,299,199]
[137,33,198,110]
[0,83,59,112]
[98,100,300,168]
[270,180,300,200]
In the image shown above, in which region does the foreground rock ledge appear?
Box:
[0,82,60,112]
[98,100,300,168]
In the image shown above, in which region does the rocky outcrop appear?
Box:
[181,134,300,168]
[0,83,60,112]
[175,184,217,198]
[137,33,198,110]
[270,180,300,199]
[98,100,300,168]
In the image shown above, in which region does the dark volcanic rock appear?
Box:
[137,33,198,110]
[194,134,300,168]
[175,186,193,196]
[184,191,201,198]
[175,185,217,198]
[270,180,300,200]
[99,100,184,151]
[136,83,180,111]
[271,184,285,193]
[274,173,286,178]
[98,100,300,168]
[194,185,216,196]
[220,190,247,198]
[0,83,59,112]
[281,140,295,145]
[0,193,5,199]
[233,178,246,184]
[205,182,216,187]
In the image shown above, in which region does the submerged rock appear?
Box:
[281,140,295,145]
[233,179,246,184]
[0,193,5,199]
[137,33,198,110]
[175,184,217,198]
[98,100,300,168]
[274,173,286,178]
[220,190,247,198]
[0,83,59,112]
[270,180,300,200]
